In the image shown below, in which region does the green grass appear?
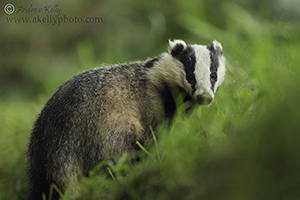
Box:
[1,1,300,199]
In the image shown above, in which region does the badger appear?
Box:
[27,39,226,200]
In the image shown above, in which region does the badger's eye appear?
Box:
[210,72,217,81]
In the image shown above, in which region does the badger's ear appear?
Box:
[212,40,223,55]
[168,39,187,57]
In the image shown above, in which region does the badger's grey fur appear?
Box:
[27,39,226,200]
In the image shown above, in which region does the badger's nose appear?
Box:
[197,94,213,105]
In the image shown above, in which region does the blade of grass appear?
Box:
[136,141,155,162]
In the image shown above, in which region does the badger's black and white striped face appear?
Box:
[169,40,226,104]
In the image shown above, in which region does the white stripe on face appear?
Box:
[192,44,215,100]
[214,55,226,93]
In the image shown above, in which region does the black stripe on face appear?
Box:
[207,45,219,92]
[173,45,197,94]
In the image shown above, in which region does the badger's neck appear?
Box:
[145,54,195,120]
[147,53,187,90]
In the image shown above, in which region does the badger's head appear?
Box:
[168,39,226,105]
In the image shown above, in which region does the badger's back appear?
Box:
[27,61,167,200]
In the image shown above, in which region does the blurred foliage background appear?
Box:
[0,0,300,199]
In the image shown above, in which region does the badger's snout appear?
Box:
[196,93,213,105]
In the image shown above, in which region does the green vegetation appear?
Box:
[1,0,300,199]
